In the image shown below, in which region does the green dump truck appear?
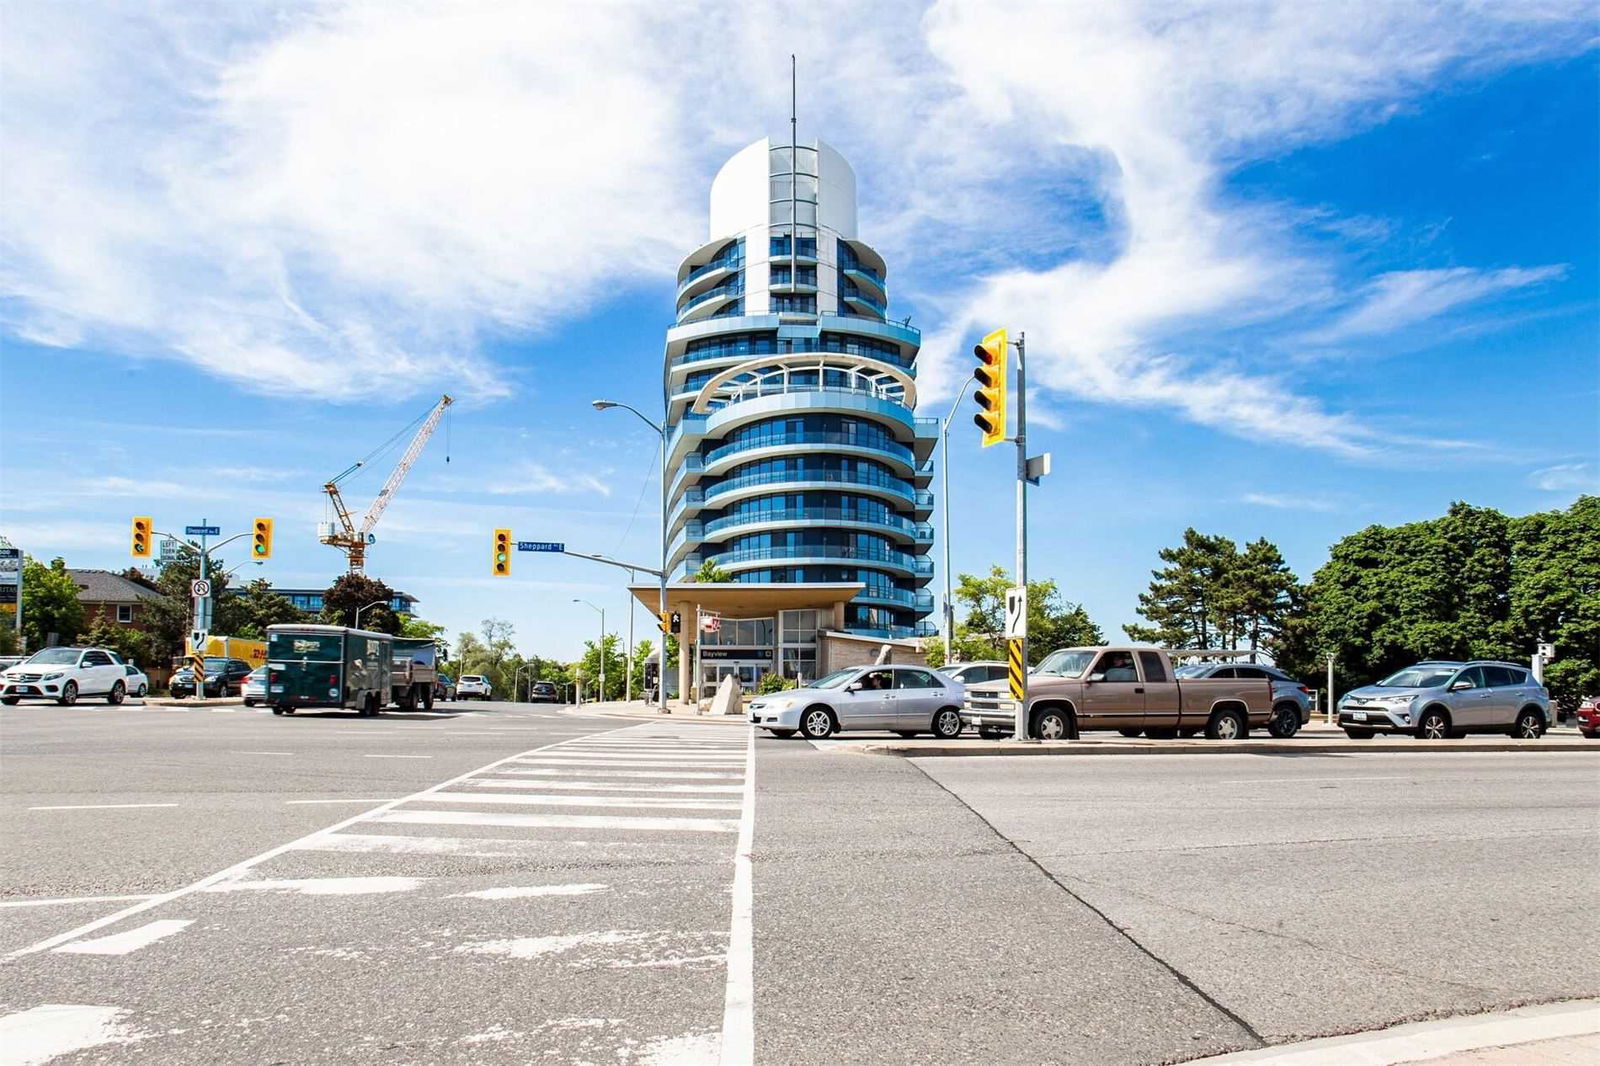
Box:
[266,624,394,717]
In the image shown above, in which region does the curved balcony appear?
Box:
[701,467,917,508]
[677,255,745,300]
[842,264,885,295]
[707,544,933,579]
[850,621,939,640]
[841,287,887,316]
[705,430,915,472]
[677,279,745,325]
[702,507,933,544]
[857,586,936,611]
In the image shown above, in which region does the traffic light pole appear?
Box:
[1011,333,1030,743]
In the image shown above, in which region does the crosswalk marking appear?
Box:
[416,791,742,811]
[53,919,193,956]
[372,809,741,833]
[468,779,742,793]
[489,768,743,780]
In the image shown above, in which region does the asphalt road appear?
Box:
[3,705,1596,1065]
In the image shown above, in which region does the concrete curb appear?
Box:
[562,702,747,726]
[840,736,1598,758]
[1178,997,1600,1065]
[139,696,246,708]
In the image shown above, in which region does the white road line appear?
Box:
[362,754,434,759]
[415,792,742,811]
[448,884,608,899]
[1217,776,1410,784]
[720,725,756,1066]
[28,803,179,811]
[0,895,157,909]
[0,1004,143,1063]
[491,768,743,780]
[202,876,421,896]
[232,750,293,756]
[373,810,739,833]
[53,919,193,956]
[292,833,655,857]
[470,779,743,794]
[510,758,745,769]
[6,724,637,959]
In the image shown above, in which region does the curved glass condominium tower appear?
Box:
[665,138,936,640]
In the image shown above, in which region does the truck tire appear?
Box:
[422,687,435,711]
[1033,706,1073,741]
[1205,708,1246,740]
[1117,728,1143,738]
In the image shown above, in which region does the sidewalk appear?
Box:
[1184,998,1600,1065]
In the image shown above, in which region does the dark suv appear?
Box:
[170,657,254,698]
[530,681,559,703]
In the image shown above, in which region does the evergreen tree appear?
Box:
[320,573,401,634]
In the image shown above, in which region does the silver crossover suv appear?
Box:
[748,664,966,740]
[1338,660,1550,739]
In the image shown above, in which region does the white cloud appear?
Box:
[1528,462,1600,493]
[1241,492,1341,513]
[1302,266,1566,344]
[483,462,611,498]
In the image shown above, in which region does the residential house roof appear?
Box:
[68,569,163,604]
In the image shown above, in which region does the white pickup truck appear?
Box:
[962,645,1276,740]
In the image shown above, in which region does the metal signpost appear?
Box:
[1005,585,1028,738]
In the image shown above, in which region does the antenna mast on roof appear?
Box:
[789,54,798,288]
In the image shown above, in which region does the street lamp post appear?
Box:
[592,399,668,713]
[572,599,606,703]
[940,377,977,665]
[354,599,386,630]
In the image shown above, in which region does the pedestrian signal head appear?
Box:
[972,328,1008,447]
[251,517,274,559]
[492,528,512,577]
[131,516,153,558]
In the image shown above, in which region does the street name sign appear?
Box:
[185,525,221,537]
[517,542,565,552]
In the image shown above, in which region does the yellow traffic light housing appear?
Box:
[658,610,671,633]
[972,328,1008,447]
[251,517,274,559]
[131,516,153,558]
[493,528,512,577]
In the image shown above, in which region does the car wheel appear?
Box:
[58,681,78,706]
[932,708,963,740]
[1343,727,1374,739]
[799,707,835,740]
[1,697,19,705]
[135,684,147,698]
[1117,728,1143,738]
[1511,709,1544,739]
[272,707,285,716]
[892,730,919,738]
[1267,704,1301,738]
[1033,707,1072,741]
[1416,708,1451,740]
[1205,708,1246,740]
[769,729,796,739]
[106,681,125,705]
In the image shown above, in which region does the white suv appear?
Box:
[1,647,131,706]
[456,675,492,700]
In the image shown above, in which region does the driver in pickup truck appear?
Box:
[1099,652,1138,681]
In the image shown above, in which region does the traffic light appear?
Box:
[658,610,681,634]
[972,328,1008,447]
[492,528,512,576]
[131,516,153,558]
[251,517,274,559]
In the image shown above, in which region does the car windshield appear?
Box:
[1033,650,1095,677]
[27,648,81,665]
[808,669,859,690]
[248,667,267,679]
[204,657,229,669]
[1377,665,1458,688]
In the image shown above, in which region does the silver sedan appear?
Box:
[748,664,967,740]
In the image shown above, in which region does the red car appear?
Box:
[1578,696,1599,739]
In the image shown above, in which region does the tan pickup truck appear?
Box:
[962,646,1275,740]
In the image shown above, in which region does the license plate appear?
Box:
[270,684,284,692]
[1351,711,1367,721]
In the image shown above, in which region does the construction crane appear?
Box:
[319,395,454,572]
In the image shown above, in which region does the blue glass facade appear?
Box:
[664,140,935,640]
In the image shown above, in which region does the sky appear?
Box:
[1,0,1596,662]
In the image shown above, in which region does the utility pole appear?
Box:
[1011,333,1030,742]
[940,378,976,665]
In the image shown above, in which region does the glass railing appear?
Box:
[679,254,745,292]
[703,381,914,413]
[914,490,934,509]
[706,431,913,467]
[841,287,887,315]
[843,263,885,289]
[675,342,913,371]
[708,544,932,574]
[857,586,937,610]
[704,507,926,539]
[678,280,745,319]
[702,467,916,502]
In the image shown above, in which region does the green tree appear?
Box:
[1123,529,1237,648]
[320,573,400,634]
[21,557,85,649]
[577,633,626,701]
[691,559,733,583]
[1509,496,1598,711]
[81,616,156,668]
[0,626,18,655]
[925,566,1104,667]
[398,615,446,641]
